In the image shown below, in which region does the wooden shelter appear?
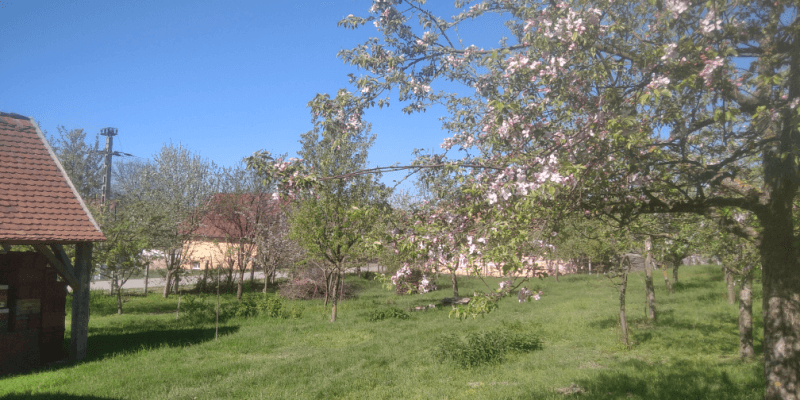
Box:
[0,111,105,373]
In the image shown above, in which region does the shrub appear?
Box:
[366,307,410,322]
[180,294,224,324]
[360,271,377,280]
[231,297,259,318]
[279,268,354,300]
[242,293,305,319]
[435,327,543,367]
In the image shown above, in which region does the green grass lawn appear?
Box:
[0,266,764,399]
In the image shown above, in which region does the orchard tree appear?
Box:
[250,1,800,396]
[91,202,150,314]
[280,119,390,322]
[205,164,274,301]
[122,144,219,298]
[251,200,301,293]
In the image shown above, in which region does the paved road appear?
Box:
[89,265,385,292]
[89,271,272,291]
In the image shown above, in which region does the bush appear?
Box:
[435,327,543,367]
[366,307,410,322]
[180,294,223,324]
[279,268,354,300]
[247,294,305,319]
[178,293,304,325]
[360,271,377,280]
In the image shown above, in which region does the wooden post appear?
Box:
[70,242,93,362]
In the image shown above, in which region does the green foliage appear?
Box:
[180,294,220,324]
[374,273,394,291]
[366,307,410,322]
[436,327,543,367]
[47,126,104,200]
[448,292,500,320]
[227,294,305,320]
[179,293,304,324]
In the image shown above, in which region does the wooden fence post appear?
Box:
[70,242,92,362]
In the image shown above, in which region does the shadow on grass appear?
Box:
[1,394,119,400]
[564,359,764,399]
[84,325,239,362]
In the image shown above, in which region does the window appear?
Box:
[192,262,201,270]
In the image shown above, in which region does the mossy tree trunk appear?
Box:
[644,238,657,323]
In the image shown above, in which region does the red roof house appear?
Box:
[183,193,282,272]
[0,111,105,370]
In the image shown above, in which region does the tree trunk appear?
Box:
[644,238,657,323]
[672,263,679,284]
[144,263,150,296]
[554,259,559,282]
[662,266,674,294]
[249,265,256,287]
[619,256,630,348]
[330,272,339,322]
[236,269,244,302]
[264,267,271,293]
[323,269,332,307]
[162,269,172,298]
[760,17,800,396]
[201,260,209,291]
[176,288,182,320]
[760,206,800,400]
[116,280,123,315]
[739,268,754,359]
[215,265,220,340]
[725,266,736,305]
[109,272,116,297]
[339,270,344,300]
[451,270,459,298]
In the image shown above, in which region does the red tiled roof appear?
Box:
[0,112,105,243]
[193,193,282,240]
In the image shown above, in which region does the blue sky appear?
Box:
[1,0,509,189]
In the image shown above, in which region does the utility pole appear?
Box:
[98,127,133,210]
[100,127,117,207]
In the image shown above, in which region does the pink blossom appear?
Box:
[664,0,689,18]
[661,43,678,61]
[700,10,722,34]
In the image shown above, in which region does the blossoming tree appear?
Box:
[248,0,800,396]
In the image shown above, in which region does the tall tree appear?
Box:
[121,144,218,298]
[48,126,104,200]
[252,1,799,396]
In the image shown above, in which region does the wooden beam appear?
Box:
[51,244,75,271]
[70,242,92,363]
[33,244,79,288]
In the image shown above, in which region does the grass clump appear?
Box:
[179,293,304,324]
[436,326,543,367]
[365,307,410,322]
